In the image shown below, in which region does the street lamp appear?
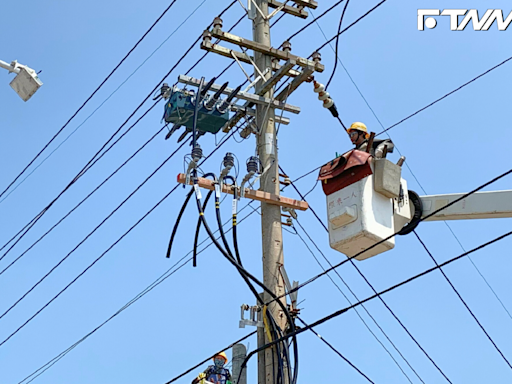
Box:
[0,59,43,101]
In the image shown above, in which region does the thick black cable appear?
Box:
[166,189,195,259]
[0,0,180,200]
[413,231,512,370]
[293,222,419,384]
[222,176,242,265]
[239,229,512,378]
[296,317,375,384]
[1,124,167,276]
[193,190,214,267]
[377,53,512,135]
[191,171,299,384]
[325,0,351,91]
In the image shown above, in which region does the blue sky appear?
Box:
[1,0,511,383]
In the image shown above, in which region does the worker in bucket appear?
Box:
[347,122,393,158]
[192,352,232,384]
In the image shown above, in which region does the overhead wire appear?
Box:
[324,0,350,91]
[237,228,512,379]
[292,222,420,384]
[413,231,512,370]
[0,99,160,262]
[163,226,512,384]
[0,127,239,347]
[296,317,375,384]
[282,165,452,381]
[377,53,512,136]
[0,0,240,261]
[0,124,168,276]
[0,0,181,201]
[0,0,214,205]
[311,3,512,326]
[0,139,187,326]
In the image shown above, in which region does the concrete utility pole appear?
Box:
[251,2,287,384]
[194,1,323,383]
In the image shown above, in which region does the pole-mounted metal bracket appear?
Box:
[178,75,300,114]
[239,304,263,328]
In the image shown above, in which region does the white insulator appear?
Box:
[313,82,325,93]
[318,91,330,101]
[323,98,334,109]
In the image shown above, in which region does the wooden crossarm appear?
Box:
[177,174,309,211]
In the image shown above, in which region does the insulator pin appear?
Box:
[191,145,203,163]
[247,156,259,174]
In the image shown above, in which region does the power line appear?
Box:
[377,54,512,136]
[280,166,512,295]
[238,228,512,378]
[275,166,512,380]
[0,100,161,260]
[0,1,240,262]
[0,0,181,201]
[313,0,388,55]
[413,231,512,370]
[0,124,166,276]
[293,222,421,384]
[284,0,346,43]
[18,201,261,384]
[324,0,350,91]
[0,9,248,276]
[0,128,238,347]
[311,3,512,361]
[296,317,375,384]
[286,175,444,382]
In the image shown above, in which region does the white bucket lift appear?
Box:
[319,149,512,261]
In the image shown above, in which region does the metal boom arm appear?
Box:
[421,190,512,221]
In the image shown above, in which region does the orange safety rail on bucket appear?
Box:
[318,150,372,196]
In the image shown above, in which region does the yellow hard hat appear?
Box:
[213,352,228,364]
[348,122,369,139]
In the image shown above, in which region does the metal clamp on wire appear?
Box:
[240,156,259,198]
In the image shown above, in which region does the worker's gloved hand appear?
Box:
[197,372,206,383]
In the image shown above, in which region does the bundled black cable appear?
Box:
[190,169,299,384]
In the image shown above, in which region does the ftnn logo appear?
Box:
[418,9,512,31]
